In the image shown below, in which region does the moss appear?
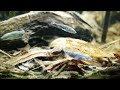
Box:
[85,73,111,79]
[84,72,120,79]
[0,69,51,79]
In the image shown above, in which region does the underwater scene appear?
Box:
[0,11,120,79]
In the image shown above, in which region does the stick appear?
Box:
[100,39,120,49]
[101,11,111,43]
[0,49,12,58]
[53,64,67,77]
[34,58,46,70]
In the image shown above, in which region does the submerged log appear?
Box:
[0,11,93,40]
[0,11,95,50]
[0,11,70,35]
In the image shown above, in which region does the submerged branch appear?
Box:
[0,49,12,58]
[101,11,111,43]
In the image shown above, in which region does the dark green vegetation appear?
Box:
[0,11,29,21]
